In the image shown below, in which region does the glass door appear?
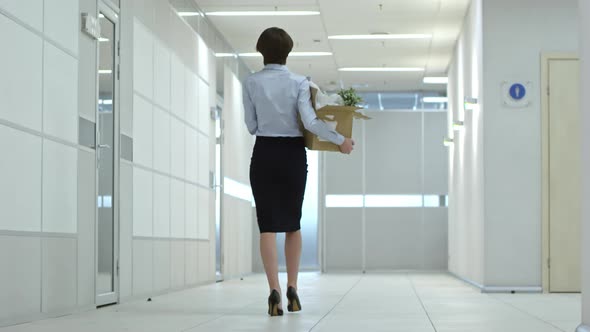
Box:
[215,105,224,281]
[96,4,119,306]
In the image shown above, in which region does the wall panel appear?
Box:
[323,111,448,271]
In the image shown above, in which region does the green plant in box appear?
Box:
[338,88,363,107]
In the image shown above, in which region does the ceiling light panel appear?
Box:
[239,52,332,57]
[328,34,432,40]
[193,0,471,92]
[339,67,424,72]
[206,11,320,16]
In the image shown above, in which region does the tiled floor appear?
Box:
[0,273,581,332]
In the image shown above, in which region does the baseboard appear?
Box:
[2,280,218,328]
[450,272,485,290]
[322,269,448,274]
[120,279,217,304]
[482,286,543,293]
[577,324,590,332]
[449,272,542,293]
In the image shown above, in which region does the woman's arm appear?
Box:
[242,81,258,135]
[297,79,345,145]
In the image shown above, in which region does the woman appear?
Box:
[243,27,355,317]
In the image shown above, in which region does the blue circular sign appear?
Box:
[509,83,526,100]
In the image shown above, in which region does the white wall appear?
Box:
[447,0,485,286]
[448,0,580,290]
[481,0,578,287]
[221,66,254,278]
[580,0,590,329]
[0,0,89,325]
[120,0,216,300]
[0,0,220,326]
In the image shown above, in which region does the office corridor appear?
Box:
[0,273,580,332]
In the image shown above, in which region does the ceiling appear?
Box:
[194,0,470,93]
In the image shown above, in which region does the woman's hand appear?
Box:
[339,138,355,154]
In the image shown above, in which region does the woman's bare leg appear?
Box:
[285,230,302,289]
[260,233,281,306]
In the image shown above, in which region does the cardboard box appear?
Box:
[302,87,370,152]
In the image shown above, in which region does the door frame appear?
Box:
[95,1,121,306]
[541,53,579,293]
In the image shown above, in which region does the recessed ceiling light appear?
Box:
[338,67,424,72]
[329,34,432,40]
[239,52,332,57]
[291,52,332,56]
[423,77,448,84]
[206,11,320,16]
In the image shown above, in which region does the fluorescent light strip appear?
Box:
[423,77,448,84]
[424,195,446,207]
[238,52,332,57]
[178,12,205,17]
[338,67,424,72]
[215,53,237,58]
[364,195,423,208]
[325,195,364,208]
[98,70,112,74]
[329,34,431,40]
[98,37,109,42]
[423,97,448,103]
[206,11,320,16]
[326,195,448,208]
[291,52,332,56]
[238,53,261,57]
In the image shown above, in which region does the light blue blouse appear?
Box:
[242,64,345,146]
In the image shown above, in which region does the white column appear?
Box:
[579,1,590,331]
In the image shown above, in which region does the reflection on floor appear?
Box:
[0,273,581,332]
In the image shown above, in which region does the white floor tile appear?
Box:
[0,273,581,332]
[548,320,582,332]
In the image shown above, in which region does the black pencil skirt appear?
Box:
[250,136,308,233]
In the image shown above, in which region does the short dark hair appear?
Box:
[256,27,294,65]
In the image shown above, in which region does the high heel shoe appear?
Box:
[267,289,283,316]
[286,286,302,312]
